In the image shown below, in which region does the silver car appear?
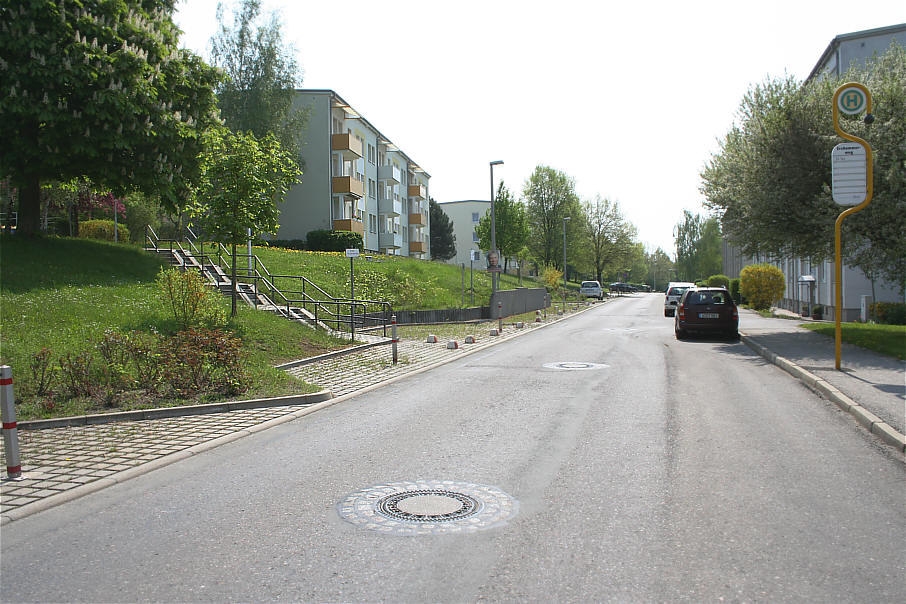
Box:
[664,282,695,317]
[579,280,604,300]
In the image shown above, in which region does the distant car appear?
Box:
[664,282,695,317]
[609,282,636,294]
[579,280,604,300]
[674,287,739,340]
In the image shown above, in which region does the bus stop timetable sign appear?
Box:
[831,142,866,205]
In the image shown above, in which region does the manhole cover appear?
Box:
[543,361,609,370]
[338,480,517,535]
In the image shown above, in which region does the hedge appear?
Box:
[78,219,130,243]
[306,229,364,252]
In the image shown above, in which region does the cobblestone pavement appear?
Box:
[1,305,589,522]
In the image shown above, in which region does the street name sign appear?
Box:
[831,142,867,205]
[345,248,360,258]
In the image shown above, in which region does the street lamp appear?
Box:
[489,160,503,292]
[562,216,570,310]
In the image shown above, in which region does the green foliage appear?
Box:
[156,268,227,331]
[740,263,785,310]
[78,219,130,243]
[541,265,563,290]
[707,274,730,288]
[0,0,222,235]
[802,322,905,360]
[523,165,582,268]
[305,229,364,252]
[577,195,637,284]
[674,211,722,282]
[871,302,906,325]
[729,278,742,303]
[474,182,529,269]
[210,0,307,162]
[429,198,456,261]
[265,239,306,251]
[701,43,906,289]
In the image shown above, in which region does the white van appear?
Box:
[664,282,696,317]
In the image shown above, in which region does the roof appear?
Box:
[806,23,906,82]
[437,199,490,205]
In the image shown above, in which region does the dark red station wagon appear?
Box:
[674,287,739,340]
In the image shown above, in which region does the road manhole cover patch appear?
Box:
[543,362,609,370]
[338,480,517,535]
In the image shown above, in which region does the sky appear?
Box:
[173,0,905,256]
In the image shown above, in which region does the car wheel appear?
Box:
[729,331,740,341]
[675,327,685,340]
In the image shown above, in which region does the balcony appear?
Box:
[331,133,363,160]
[409,212,426,226]
[332,176,364,199]
[332,218,364,235]
[379,197,403,217]
[379,231,402,249]
[409,240,427,253]
[378,164,401,184]
[408,184,426,200]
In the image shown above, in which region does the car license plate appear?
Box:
[699,313,719,319]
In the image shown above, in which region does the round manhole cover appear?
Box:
[543,361,609,371]
[338,480,517,535]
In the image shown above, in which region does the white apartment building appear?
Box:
[437,200,489,268]
[277,90,430,258]
[723,24,905,320]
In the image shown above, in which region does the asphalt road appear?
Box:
[2,294,904,603]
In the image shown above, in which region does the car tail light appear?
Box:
[732,307,738,321]
[678,304,685,320]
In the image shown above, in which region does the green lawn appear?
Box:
[801,322,906,360]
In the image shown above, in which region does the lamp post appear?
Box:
[489,160,503,292]
[562,216,570,310]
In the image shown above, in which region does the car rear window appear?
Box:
[686,291,728,305]
[668,287,688,296]
[581,281,599,288]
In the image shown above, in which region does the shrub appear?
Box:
[306,229,363,252]
[740,264,785,310]
[540,264,563,291]
[729,278,742,304]
[78,219,131,243]
[871,302,906,325]
[160,328,246,396]
[707,274,730,288]
[156,268,227,331]
[265,239,306,251]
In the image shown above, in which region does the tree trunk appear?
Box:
[17,174,41,236]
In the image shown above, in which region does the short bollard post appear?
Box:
[497,301,503,333]
[391,315,398,365]
[1,365,22,479]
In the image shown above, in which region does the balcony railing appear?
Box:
[379,231,402,249]
[378,164,401,184]
[332,176,364,199]
[332,218,364,235]
[408,184,426,199]
[408,213,426,226]
[379,198,402,217]
[409,240,427,253]
[331,133,363,160]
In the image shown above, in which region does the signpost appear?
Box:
[346,248,360,340]
[830,83,873,370]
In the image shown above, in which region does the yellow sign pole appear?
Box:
[831,83,873,370]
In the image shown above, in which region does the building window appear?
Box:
[472,231,479,242]
[472,212,479,222]
[369,214,377,233]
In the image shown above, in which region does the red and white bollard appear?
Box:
[1,365,22,479]
[391,315,398,365]
[498,301,503,333]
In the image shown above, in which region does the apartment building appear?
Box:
[437,200,489,267]
[276,90,430,258]
[723,24,905,320]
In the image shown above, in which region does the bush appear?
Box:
[707,274,730,288]
[78,219,131,243]
[540,264,563,291]
[306,229,363,252]
[729,278,742,304]
[156,268,227,331]
[265,239,306,251]
[871,302,906,325]
[740,264,785,310]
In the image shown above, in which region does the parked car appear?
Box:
[579,280,604,300]
[609,282,636,294]
[674,287,739,340]
[664,282,695,317]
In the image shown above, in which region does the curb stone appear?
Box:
[741,332,906,453]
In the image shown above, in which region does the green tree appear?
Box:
[701,43,906,290]
[0,0,221,236]
[646,247,675,291]
[581,195,637,284]
[674,211,721,281]
[523,165,581,268]
[740,263,785,310]
[474,181,529,272]
[187,128,302,315]
[210,0,307,162]
[428,198,456,261]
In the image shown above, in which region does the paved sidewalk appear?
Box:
[1,306,582,523]
[739,308,905,449]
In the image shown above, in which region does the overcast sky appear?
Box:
[174,0,904,256]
